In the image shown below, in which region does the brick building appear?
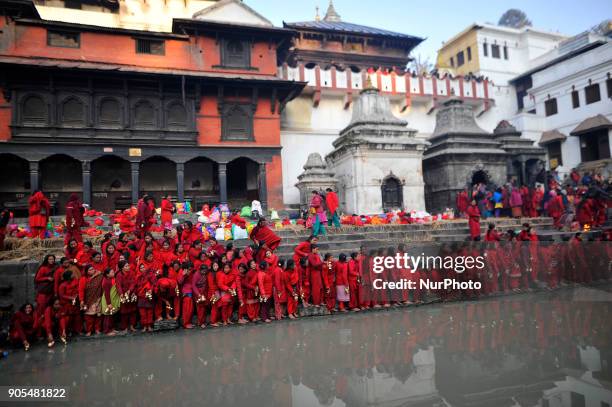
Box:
[0,0,304,213]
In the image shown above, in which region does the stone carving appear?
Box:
[295,153,337,208]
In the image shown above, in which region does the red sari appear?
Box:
[466,204,481,240]
[34,265,55,315]
[308,253,323,306]
[28,191,51,239]
[283,267,300,315]
[250,225,281,251]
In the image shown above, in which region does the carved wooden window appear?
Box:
[60,97,85,126]
[456,51,465,67]
[221,39,250,68]
[491,44,501,59]
[167,102,187,129]
[47,30,80,48]
[22,95,47,125]
[544,98,558,116]
[221,103,253,140]
[99,98,121,127]
[585,83,601,104]
[135,38,165,55]
[133,100,156,128]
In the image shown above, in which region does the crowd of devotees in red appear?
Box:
[9,213,612,352]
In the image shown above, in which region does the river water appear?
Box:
[2,285,612,406]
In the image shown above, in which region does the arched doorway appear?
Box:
[40,154,82,214]
[381,176,403,211]
[91,155,132,213]
[140,156,177,206]
[185,157,218,210]
[227,157,259,208]
[471,170,488,186]
[0,153,29,209]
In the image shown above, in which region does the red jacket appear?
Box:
[325,191,339,214]
[335,261,349,286]
[257,269,274,298]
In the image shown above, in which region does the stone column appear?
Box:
[258,162,268,211]
[29,161,39,193]
[218,162,227,204]
[520,158,527,186]
[82,160,91,206]
[176,163,185,202]
[131,161,140,205]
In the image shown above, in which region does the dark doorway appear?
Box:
[381,176,403,211]
[579,129,610,162]
[0,154,29,208]
[185,157,218,209]
[471,170,488,186]
[227,157,259,207]
[40,154,82,214]
[91,155,132,213]
[140,156,176,206]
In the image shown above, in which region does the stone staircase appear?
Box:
[232,217,559,258]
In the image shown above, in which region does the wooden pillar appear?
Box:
[29,161,39,193]
[258,162,268,212]
[176,162,185,202]
[218,162,227,204]
[130,161,140,205]
[82,160,91,206]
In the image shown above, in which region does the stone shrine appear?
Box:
[423,99,545,213]
[326,81,429,214]
[295,153,338,208]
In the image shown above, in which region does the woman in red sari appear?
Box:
[257,261,274,323]
[216,263,238,325]
[283,259,300,319]
[40,298,63,348]
[115,261,138,332]
[545,190,565,229]
[243,259,260,321]
[308,245,324,307]
[58,269,81,339]
[9,303,38,351]
[250,218,281,253]
[34,254,56,318]
[80,264,103,336]
[160,195,175,230]
[293,235,317,265]
[347,252,361,310]
[64,193,86,244]
[466,200,481,241]
[136,263,156,332]
[28,190,50,239]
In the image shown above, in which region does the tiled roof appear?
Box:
[570,114,612,135]
[539,130,567,145]
[283,20,423,42]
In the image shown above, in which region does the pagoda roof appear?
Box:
[284,20,423,44]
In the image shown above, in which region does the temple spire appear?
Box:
[315,6,320,21]
[323,0,341,22]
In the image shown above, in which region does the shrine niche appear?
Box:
[326,82,428,214]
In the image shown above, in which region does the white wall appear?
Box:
[514,42,612,177]
[475,27,565,85]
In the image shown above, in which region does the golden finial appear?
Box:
[364,74,374,89]
[315,6,320,21]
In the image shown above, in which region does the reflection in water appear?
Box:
[2,286,611,407]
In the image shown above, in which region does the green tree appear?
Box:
[498,9,532,28]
